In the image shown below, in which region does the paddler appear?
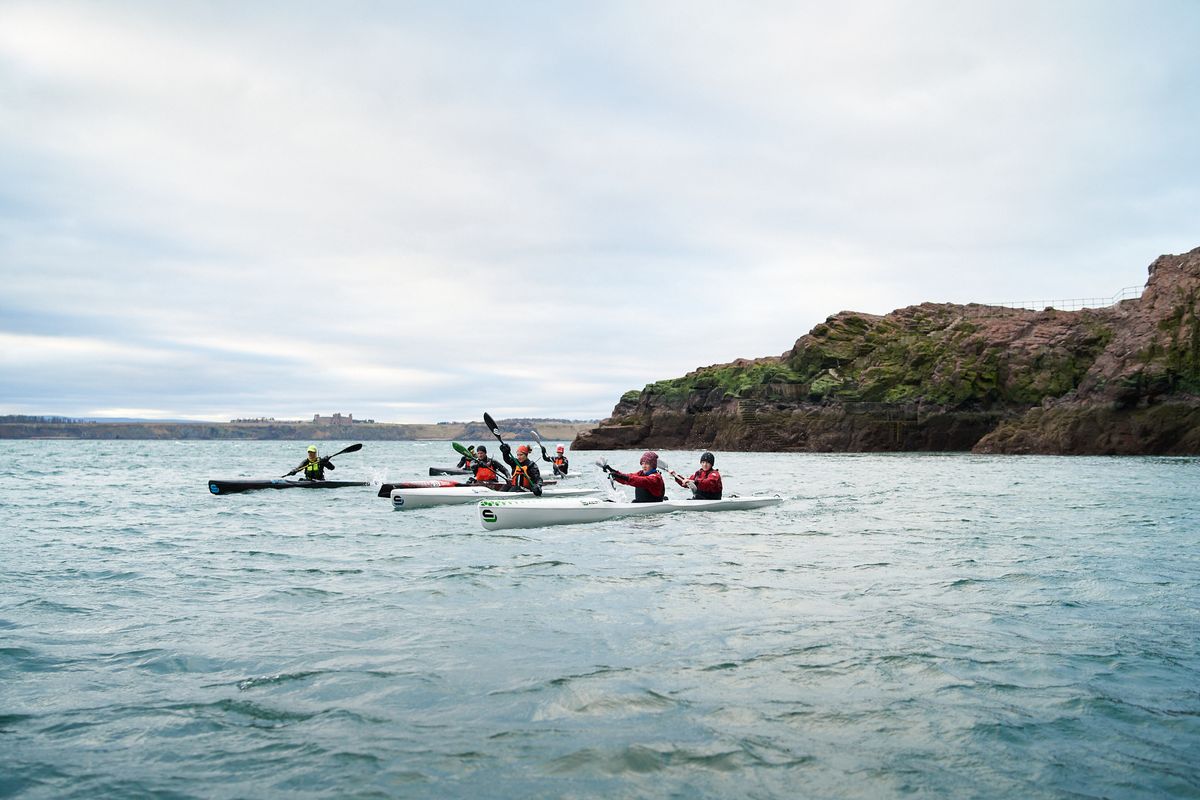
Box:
[539,443,570,477]
[668,451,723,499]
[285,445,334,481]
[499,443,543,495]
[466,445,510,483]
[603,451,665,502]
[455,445,476,470]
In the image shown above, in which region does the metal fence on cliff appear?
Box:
[982,286,1143,312]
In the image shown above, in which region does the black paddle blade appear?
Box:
[328,443,363,458]
[482,412,500,436]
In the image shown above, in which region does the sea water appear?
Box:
[1,440,1197,799]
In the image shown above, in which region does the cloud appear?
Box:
[1,1,1198,420]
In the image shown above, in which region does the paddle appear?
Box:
[594,457,619,491]
[283,443,363,477]
[452,442,483,465]
[531,428,567,477]
[482,412,540,495]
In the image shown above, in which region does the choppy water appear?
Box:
[1,440,1198,799]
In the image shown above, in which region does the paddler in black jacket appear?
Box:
[466,445,510,483]
[499,443,543,495]
[539,444,569,477]
[286,445,334,481]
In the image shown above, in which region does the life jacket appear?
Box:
[303,458,324,480]
[552,456,568,474]
[633,470,665,503]
[510,462,534,489]
[474,462,497,482]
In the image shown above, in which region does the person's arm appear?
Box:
[492,459,511,479]
[526,461,543,495]
[499,443,516,469]
[284,459,306,477]
[320,457,335,471]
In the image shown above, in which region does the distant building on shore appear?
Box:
[312,413,375,425]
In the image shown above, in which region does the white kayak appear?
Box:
[391,485,599,510]
[476,495,784,530]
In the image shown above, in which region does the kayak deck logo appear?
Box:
[481,509,497,523]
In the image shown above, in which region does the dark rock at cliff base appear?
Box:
[574,246,1200,455]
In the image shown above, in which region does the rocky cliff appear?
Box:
[573,247,1200,455]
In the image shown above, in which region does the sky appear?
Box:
[1,1,1198,422]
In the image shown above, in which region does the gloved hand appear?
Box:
[531,484,543,497]
[602,464,612,473]
[499,443,511,454]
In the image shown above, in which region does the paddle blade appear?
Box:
[452,442,471,456]
[656,457,670,472]
[530,429,543,445]
[482,412,500,436]
[328,442,363,459]
[593,457,608,470]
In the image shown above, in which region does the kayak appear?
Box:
[378,479,474,497]
[392,485,599,510]
[377,479,558,497]
[476,495,784,530]
[208,479,370,495]
[429,466,472,476]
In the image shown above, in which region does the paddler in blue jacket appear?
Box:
[499,443,543,495]
[286,445,334,481]
[604,451,666,502]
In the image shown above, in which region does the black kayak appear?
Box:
[429,466,472,476]
[209,479,370,495]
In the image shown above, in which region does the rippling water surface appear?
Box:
[1,440,1198,798]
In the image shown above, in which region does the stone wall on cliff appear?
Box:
[573,246,1200,455]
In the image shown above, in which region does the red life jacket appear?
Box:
[474,464,497,482]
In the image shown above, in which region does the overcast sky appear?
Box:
[2,1,1197,422]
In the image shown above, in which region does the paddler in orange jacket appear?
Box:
[539,443,570,477]
[466,445,510,483]
[499,443,543,495]
[603,451,666,502]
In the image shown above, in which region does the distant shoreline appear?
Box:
[0,420,595,441]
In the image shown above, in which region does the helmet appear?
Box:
[556,445,565,453]
[307,445,318,453]
[640,451,658,468]
[516,444,531,456]
[700,452,715,465]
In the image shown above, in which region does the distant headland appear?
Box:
[0,415,594,442]
[573,246,1200,455]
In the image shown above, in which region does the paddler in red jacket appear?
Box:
[604,451,666,502]
[499,443,543,495]
[668,451,723,499]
